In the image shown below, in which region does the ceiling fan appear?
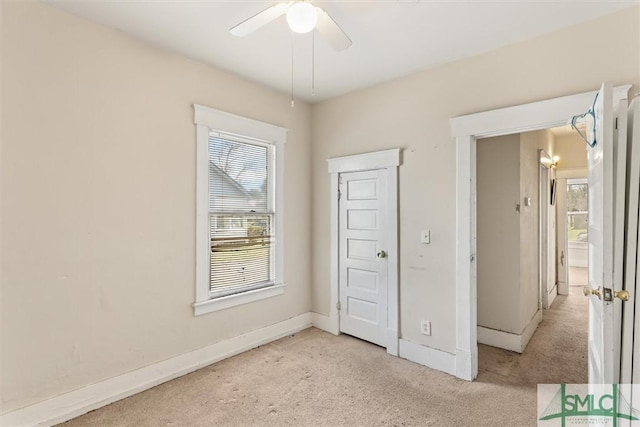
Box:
[229,1,352,52]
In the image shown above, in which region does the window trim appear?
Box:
[193,104,286,316]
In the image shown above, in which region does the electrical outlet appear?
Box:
[420,320,431,336]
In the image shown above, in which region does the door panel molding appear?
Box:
[326,149,400,356]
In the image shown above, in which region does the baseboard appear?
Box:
[477,326,522,353]
[398,339,456,376]
[558,280,569,296]
[311,313,399,357]
[310,312,338,335]
[0,313,312,427]
[477,310,541,353]
[547,285,558,308]
[520,310,542,351]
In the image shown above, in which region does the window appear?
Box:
[193,105,286,316]
[209,137,274,297]
[566,179,588,243]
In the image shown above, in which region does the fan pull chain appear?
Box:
[290,31,295,108]
[311,30,315,97]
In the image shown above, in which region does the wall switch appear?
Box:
[524,197,532,207]
[420,320,431,336]
[421,230,431,244]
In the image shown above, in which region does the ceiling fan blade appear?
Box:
[315,7,352,51]
[230,2,291,37]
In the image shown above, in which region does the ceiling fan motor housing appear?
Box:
[286,2,318,34]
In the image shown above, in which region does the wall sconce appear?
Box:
[551,155,560,168]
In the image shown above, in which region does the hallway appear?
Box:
[478,274,589,385]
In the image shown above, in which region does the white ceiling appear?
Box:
[45,0,637,103]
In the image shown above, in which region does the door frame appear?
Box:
[326,148,401,356]
[540,150,552,310]
[450,85,631,381]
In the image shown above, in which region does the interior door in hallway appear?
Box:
[339,169,388,347]
[586,82,627,384]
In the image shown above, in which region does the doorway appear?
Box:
[326,148,401,356]
[450,84,631,381]
[565,178,589,288]
[474,125,591,383]
[338,169,389,347]
[474,130,569,350]
[475,132,543,353]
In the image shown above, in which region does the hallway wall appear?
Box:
[477,135,521,333]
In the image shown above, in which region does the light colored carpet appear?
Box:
[62,288,587,427]
[569,266,588,287]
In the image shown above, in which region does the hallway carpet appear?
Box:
[62,289,588,427]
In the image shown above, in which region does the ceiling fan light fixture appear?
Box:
[286,2,317,34]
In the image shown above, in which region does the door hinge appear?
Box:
[336,301,341,311]
[615,117,618,130]
[338,189,342,200]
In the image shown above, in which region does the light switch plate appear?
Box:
[421,230,431,244]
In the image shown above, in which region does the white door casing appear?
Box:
[540,151,552,309]
[556,177,569,295]
[622,98,640,385]
[450,84,631,381]
[623,98,640,406]
[612,95,629,383]
[339,169,388,347]
[327,149,400,356]
[548,169,557,306]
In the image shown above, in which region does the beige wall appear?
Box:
[555,133,589,171]
[1,1,311,413]
[519,132,541,331]
[476,131,551,336]
[311,7,639,353]
[476,135,521,333]
[2,0,639,415]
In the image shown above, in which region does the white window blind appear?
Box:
[208,134,275,297]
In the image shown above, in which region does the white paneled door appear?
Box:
[586,82,628,385]
[339,169,388,347]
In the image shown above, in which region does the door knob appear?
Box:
[377,250,387,258]
[583,287,601,298]
[614,290,631,302]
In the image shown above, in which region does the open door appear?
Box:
[624,98,640,421]
[584,82,629,384]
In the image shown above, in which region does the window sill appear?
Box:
[193,283,286,316]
